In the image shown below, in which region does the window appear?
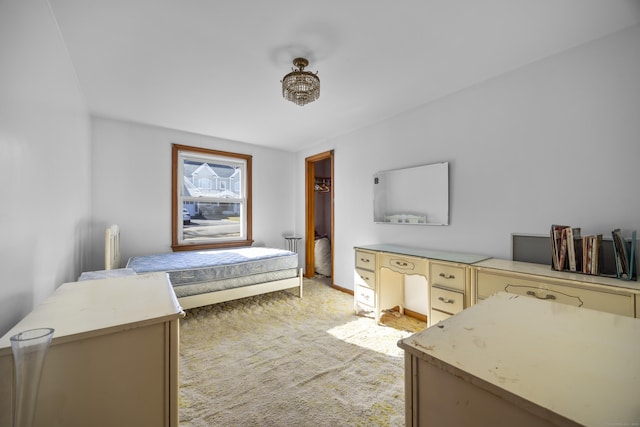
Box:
[172,144,252,251]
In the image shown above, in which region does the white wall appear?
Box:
[296,24,640,298]
[90,117,297,270]
[0,0,91,335]
[2,4,637,336]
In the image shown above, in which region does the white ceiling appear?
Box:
[49,0,640,152]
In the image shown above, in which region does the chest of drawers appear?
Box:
[429,261,469,324]
[356,246,640,326]
[472,259,639,318]
[354,249,377,315]
[398,292,640,427]
[0,273,184,427]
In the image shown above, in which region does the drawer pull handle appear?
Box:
[360,258,370,263]
[505,285,583,307]
[439,273,455,279]
[526,290,556,301]
[388,258,415,271]
[438,296,455,304]
[360,275,370,281]
[360,293,370,301]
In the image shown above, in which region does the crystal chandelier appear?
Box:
[281,58,320,106]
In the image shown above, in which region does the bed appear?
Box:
[105,225,303,309]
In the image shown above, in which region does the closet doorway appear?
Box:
[305,150,334,281]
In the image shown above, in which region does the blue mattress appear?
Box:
[78,268,136,281]
[126,247,298,289]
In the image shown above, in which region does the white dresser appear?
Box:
[0,272,184,427]
[472,258,640,318]
[356,244,640,325]
[398,292,640,426]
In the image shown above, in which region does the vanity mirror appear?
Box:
[373,161,449,225]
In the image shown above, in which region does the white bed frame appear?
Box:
[105,225,303,309]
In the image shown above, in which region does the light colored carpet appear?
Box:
[178,278,426,427]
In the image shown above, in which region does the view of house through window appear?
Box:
[172,144,252,250]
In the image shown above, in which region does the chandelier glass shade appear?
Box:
[281,58,320,106]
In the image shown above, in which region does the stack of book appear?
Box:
[611,229,636,280]
[550,224,603,275]
[581,234,602,275]
[550,225,582,272]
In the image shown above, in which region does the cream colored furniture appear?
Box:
[398,292,640,427]
[354,244,488,325]
[378,250,429,320]
[472,258,640,318]
[0,272,184,427]
[354,248,377,315]
[428,260,471,324]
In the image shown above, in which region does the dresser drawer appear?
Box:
[355,284,375,308]
[476,271,544,300]
[431,286,464,315]
[429,308,452,325]
[502,283,585,308]
[355,268,375,289]
[380,253,427,274]
[476,270,635,317]
[431,262,466,291]
[554,283,634,316]
[355,250,376,271]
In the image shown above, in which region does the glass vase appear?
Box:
[10,328,54,427]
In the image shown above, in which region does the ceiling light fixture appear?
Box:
[281,57,320,106]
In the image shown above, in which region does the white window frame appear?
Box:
[172,144,253,251]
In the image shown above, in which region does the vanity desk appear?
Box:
[354,244,489,325]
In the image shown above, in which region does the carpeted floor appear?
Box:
[178,278,425,426]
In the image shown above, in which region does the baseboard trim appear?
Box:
[403,308,427,323]
[331,282,352,295]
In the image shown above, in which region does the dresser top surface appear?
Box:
[355,243,490,264]
[398,292,640,426]
[0,272,183,351]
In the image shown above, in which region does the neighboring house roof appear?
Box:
[185,161,237,179]
[183,176,202,197]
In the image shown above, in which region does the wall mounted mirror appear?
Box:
[373,161,449,225]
